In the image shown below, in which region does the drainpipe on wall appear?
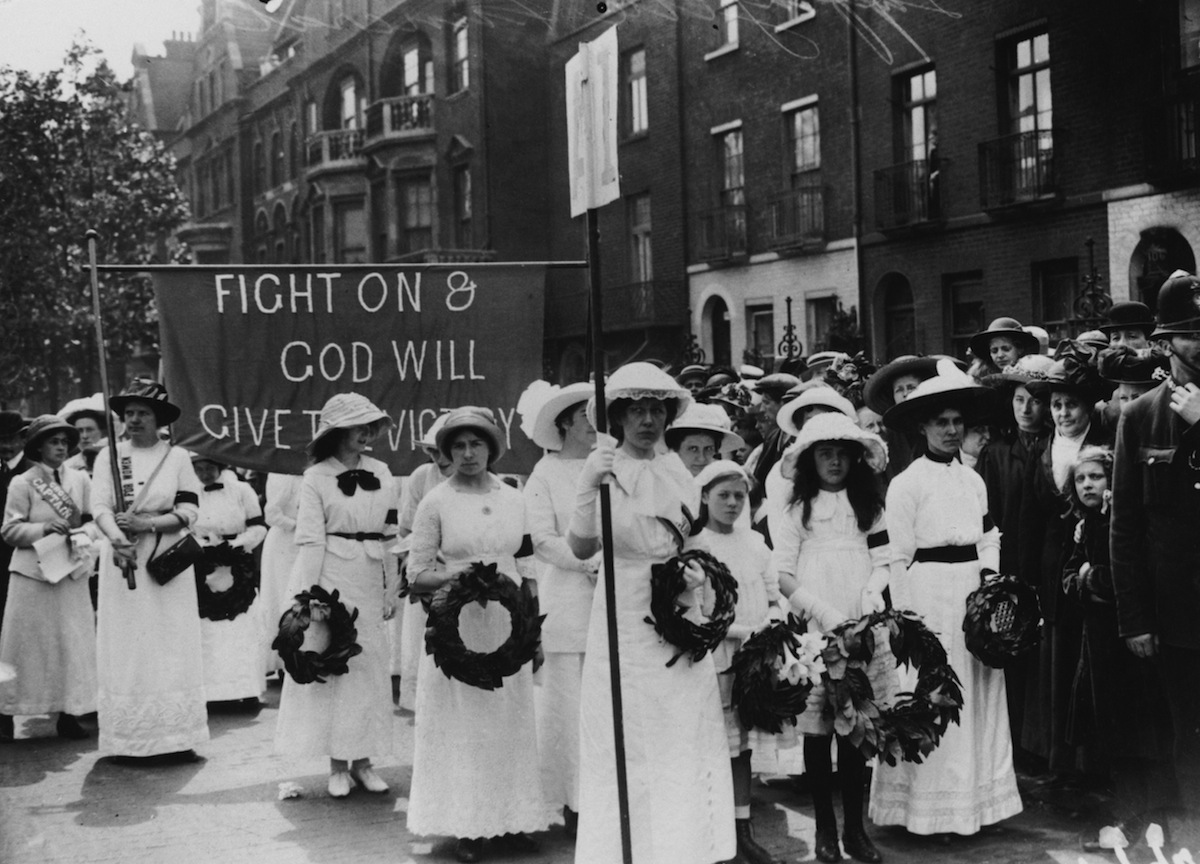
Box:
[675,0,693,361]
[848,4,866,356]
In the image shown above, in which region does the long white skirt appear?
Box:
[200,566,266,702]
[535,651,584,812]
[260,526,299,674]
[398,598,427,711]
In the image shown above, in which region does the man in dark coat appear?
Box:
[0,410,30,739]
[1111,272,1200,837]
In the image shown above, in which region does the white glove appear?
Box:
[681,561,706,590]
[227,535,247,550]
[860,587,886,615]
[581,552,603,581]
[578,440,616,490]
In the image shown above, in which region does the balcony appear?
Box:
[392,248,498,264]
[873,159,940,231]
[978,129,1058,209]
[365,94,435,145]
[763,185,826,250]
[695,204,748,262]
[1146,96,1200,186]
[545,280,687,338]
[305,130,365,176]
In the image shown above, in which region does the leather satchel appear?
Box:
[145,531,203,586]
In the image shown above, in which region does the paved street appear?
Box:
[0,680,1178,864]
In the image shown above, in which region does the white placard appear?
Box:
[566,26,621,218]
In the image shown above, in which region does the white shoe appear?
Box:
[327,771,352,798]
[350,766,389,793]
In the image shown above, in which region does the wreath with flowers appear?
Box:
[645,549,739,667]
[962,574,1042,669]
[729,614,827,734]
[273,585,363,684]
[425,562,545,691]
[194,543,259,622]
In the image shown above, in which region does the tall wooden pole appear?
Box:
[587,207,633,864]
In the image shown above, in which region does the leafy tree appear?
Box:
[0,41,189,410]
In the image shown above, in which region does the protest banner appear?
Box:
[149,264,546,476]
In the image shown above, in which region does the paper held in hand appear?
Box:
[32,532,89,584]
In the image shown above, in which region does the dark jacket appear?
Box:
[1111,380,1200,648]
[978,427,1049,578]
[1018,419,1111,623]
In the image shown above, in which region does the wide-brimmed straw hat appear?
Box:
[693,459,750,491]
[863,354,966,415]
[58,394,110,428]
[883,359,999,432]
[585,361,692,429]
[665,402,745,454]
[110,378,181,425]
[981,353,1056,388]
[779,412,888,479]
[308,392,393,451]
[776,386,857,438]
[22,414,79,461]
[518,380,594,451]
[968,317,1040,361]
[436,406,506,465]
[1026,359,1113,405]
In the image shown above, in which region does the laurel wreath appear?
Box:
[645,549,739,667]
[424,561,545,691]
[193,543,259,622]
[729,614,818,734]
[272,585,364,684]
[962,574,1042,669]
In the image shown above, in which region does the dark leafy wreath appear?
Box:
[821,609,963,766]
[729,614,816,733]
[645,549,738,667]
[194,543,260,622]
[272,585,363,684]
[425,561,545,691]
[963,574,1042,668]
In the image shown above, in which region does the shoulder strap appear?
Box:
[128,443,174,512]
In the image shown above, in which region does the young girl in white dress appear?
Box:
[772,412,893,864]
[694,459,784,864]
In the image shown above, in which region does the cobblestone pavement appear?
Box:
[0,679,1184,864]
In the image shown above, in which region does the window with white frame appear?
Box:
[719,128,745,207]
[787,102,820,179]
[339,76,363,130]
[624,48,648,137]
[454,166,472,248]
[806,296,837,353]
[629,193,652,282]
[717,0,739,48]
[451,17,470,92]
[746,304,775,367]
[397,176,433,254]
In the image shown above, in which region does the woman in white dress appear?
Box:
[407,406,553,863]
[92,378,208,760]
[567,362,737,864]
[192,456,268,704]
[0,415,98,739]
[260,472,302,676]
[869,362,1023,835]
[273,393,399,798]
[518,381,597,834]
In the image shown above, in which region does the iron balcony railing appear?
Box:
[305,129,364,171]
[874,158,940,230]
[695,204,748,262]
[763,184,826,249]
[365,94,435,142]
[978,129,1057,209]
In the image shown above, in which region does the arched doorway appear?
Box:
[874,273,916,360]
[703,295,731,368]
[1130,227,1196,311]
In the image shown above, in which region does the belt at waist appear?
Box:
[913,545,978,564]
[328,532,386,542]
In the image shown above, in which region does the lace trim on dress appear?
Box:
[99,688,209,756]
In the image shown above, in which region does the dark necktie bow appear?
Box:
[204,482,224,491]
[337,469,380,496]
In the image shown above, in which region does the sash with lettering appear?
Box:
[28,467,83,528]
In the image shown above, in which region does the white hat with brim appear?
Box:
[308,392,393,452]
[666,402,745,454]
[779,412,888,479]
[585,362,693,429]
[776,386,857,438]
[436,406,506,465]
[418,412,450,451]
[520,381,594,451]
[693,459,751,491]
[980,353,1055,388]
[883,359,999,432]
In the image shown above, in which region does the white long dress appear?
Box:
[868,455,1023,835]
[195,471,268,701]
[396,461,446,711]
[575,450,736,864]
[273,455,397,760]
[406,475,554,839]
[92,441,209,757]
[0,464,97,716]
[524,452,594,813]
[261,473,302,674]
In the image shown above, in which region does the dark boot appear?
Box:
[454,838,483,862]
[56,713,91,740]
[563,807,579,837]
[0,713,12,740]
[735,818,781,864]
[842,826,882,863]
[813,826,843,863]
